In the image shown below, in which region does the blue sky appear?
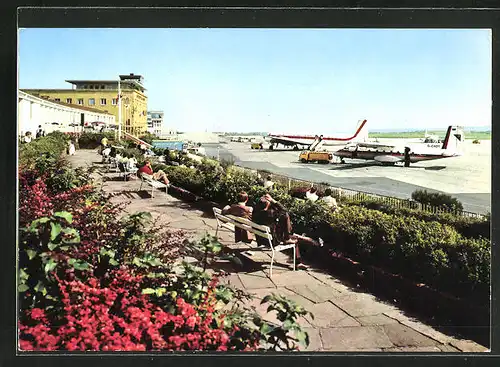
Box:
[18,28,491,134]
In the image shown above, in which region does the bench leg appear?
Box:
[151,186,154,198]
[270,250,275,278]
[139,180,143,192]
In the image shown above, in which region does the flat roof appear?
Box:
[65,80,147,91]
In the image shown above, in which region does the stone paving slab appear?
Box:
[320,326,394,351]
[286,283,341,304]
[67,150,490,353]
[381,323,437,348]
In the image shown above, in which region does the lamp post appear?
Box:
[117,78,122,141]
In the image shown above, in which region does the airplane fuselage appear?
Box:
[334,148,459,163]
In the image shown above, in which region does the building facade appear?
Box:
[22,73,148,136]
[147,111,164,137]
[18,90,115,137]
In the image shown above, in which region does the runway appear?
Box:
[204,139,491,214]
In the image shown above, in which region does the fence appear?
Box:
[247,167,486,219]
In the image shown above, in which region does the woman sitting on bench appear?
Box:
[252,193,323,270]
[222,191,253,243]
[137,160,170,185]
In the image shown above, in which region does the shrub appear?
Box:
[343,197,489,240]
[473,139,480,144]
[138,132,157,145]
[155,160,490,302]
[77,132,115,149]
[411,189,464,212]
[19,132,69,167]
[18,159,314,351]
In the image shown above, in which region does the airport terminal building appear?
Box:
[18,90,116,137]
[22,73,148,136]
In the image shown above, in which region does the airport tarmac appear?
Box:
[206,139,491,214]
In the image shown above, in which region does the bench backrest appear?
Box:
[213,207,273,242]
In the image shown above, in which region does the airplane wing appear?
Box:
[266,135,313,146]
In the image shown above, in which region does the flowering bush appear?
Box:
[18,152,313,351]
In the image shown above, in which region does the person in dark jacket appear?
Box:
[222,191,253,243]
[252,193,323,270]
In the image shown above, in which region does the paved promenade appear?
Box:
[67,150,489,353]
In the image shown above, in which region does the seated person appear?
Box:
[252,194,323,270]
[138,160,170,185]
[319,188,338,210]
[222,191,253,243]
[263,175,275,189]
[101,147,112,162]
[305,186,319,202]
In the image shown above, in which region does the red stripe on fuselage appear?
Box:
[269,119,367,141]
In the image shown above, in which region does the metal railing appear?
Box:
[247,167,486,219]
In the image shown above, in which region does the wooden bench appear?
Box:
[139,173,169,198]
[118,162,138,181]
[213,207,296,277]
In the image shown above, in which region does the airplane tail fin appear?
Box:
[441,125,464,153]
[352,119,369,142]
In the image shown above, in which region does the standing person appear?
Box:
[263,175,275,189]
[35,125,44,138]
[138,160,170,185]
[252,194,323,270]
[67,140,76,156]
[221,191,253,243]
[404,147,411,167]
[319,188,338,210]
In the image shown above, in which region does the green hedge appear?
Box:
[19,131,69,168]
[155,159,490,303]
[77,132,115,149]
[342,198,490,240]
[412,189,464,212]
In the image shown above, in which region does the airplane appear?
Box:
[333,125,464,167]
[266,119,368,151]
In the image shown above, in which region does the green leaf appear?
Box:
[47,242,59,251]
[295,330,310,348]
[54,211,73,224]
[34,281,47,296]
[155,288,167,297]
[26,249,37,260]
[61,228,80,243]
[282,320,294,331]
[18,284,29,292]
[50,222,62,241]
[260,295,272,305]
[142,288,156,295]
[19,268,29,280]
[132,257,145,267]
[72,260,90,271]
[109,258,119,266]
[44,259,57,274]
[260,323,275,335]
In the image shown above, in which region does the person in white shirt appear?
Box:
[22,132,32,144]
[305,187,319,202]
[319,188,338,210]
[263,175,275,189]
[68,140,76,156]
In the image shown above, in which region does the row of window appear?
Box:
[54,97,118,106]
[83,85,107,90]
